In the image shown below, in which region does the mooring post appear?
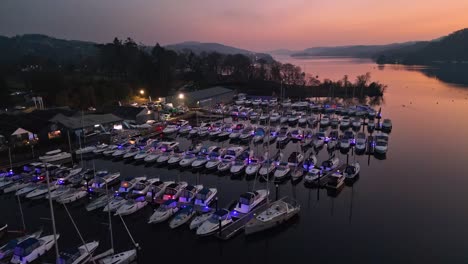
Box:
[275,184,279,201]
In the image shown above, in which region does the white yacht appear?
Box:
[233,189,269,214]
[344,162,360,179]
[75,146,96,156]
[178,185,203,204]
[150,180,175,202]
[11,234,60,264]
[259,159,276,177]
[381,118,393,131]
[163,124,180,135]
[58,241,99,264]
[148,199,179,224]
[320,116,330,127]
[56,188,88,204]
[245,199,300,235]
[230,159,247,175]
[102,145,119,156]
[39,149,71,163]
[95,249,137,264]
[25,181,59,199]
[167,150,185,166]
[194,188,217,208]
[169,205,196,229]
[304,168,322,184]
[189,212,213,230]
[269,112,281,122]
[274,162,290,180]
[93,143,109,155]
[321,157,340,171]
[155,182,188,204]
[196,209,233,236]
[122,147,140,159]
[179,152,197,167]
[245,157,262,176]
[86,193,113,212]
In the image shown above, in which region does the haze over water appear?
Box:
[2,57,468,263]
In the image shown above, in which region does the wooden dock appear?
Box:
[216,201,269,240]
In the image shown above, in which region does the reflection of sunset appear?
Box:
[1,0,468,50]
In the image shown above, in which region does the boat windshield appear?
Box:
[345,166,356,174]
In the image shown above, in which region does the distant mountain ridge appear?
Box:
[0,34,98,64]
[165,41,274,61]
[289,28,468,65]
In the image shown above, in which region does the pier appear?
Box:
[216,201,269,240]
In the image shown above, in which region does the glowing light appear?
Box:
[178,93,184,99]
[140,89,145,95]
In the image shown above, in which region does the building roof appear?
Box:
[50,113,122,129]
[104,106,147,121]
[181,86,233,101]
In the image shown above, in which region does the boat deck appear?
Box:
[316,164,347,187]
[216,201,269,240]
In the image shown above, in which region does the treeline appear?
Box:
[0,36,386,109]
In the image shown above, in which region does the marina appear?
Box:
[0,56,467,263]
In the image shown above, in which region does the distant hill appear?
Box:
[267,49,298,56]
[0,34,98,64]
[165,41,274,62]
[290,42,417,58]
[375,28,468,64]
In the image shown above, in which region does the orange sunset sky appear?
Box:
[1,0,467,51]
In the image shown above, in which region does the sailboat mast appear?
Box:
[44,163,60,262]
[105,180,114,252]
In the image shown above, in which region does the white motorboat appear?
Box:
[355,132,367,152]
[330,117,340,127]
[269,112,281,122]
[239,126,254,141]
[279,116,288,124]
[15,183,41,196]
[340,137,351,150]
[352,118,362,130]
[75,146,96,156]
[155,182,188,204]
[86,193,113,212]
[326,171,345,189]
[179,153,197,167]
[290,129,304,141]
[340,116,351,129]
[375,140,389,154]
[39,149,71,163]
[277,127,289,144]
[95,249,137,264]
[150,180,174,201]
[196,209,233,236]
[148,199,179,224]
[191,153,210,169]
[26,181,59,199]
[163,124,180,135]
[233,189,268,214]
[267,128,278,143]
[313,137,325,148]
[189,127,200,137]
[111,145,131,158]
[217,156,234,172]
[194,188,217,208]
[303,155,318,171]
[56,188,88,204]
[3,178,33,194]
[198,126,210,137]
[298,117,307,126]
[56,167,83,185]
[92,143,109,155]
[189,212,213,230]
[229,124,244,139]
[304,168,322,184]
[287,115,299,126]
[274,162,291,180]
[253,127,266,143]
[115,195,149,216]
[46,185,73,200]
[167,151,185,166]
[245,199,300,235]
[122,147,140,159]
[156,151,174,165]
[218,125,233,139]
[102,145,119,156]
[381,118,393,131]
[89,172,121,191]
[103,195,126,212]
[169,205,196,229]
[327,138,338,150]
[259,160,276,177]
[320,116,330,127]
[0,229,43,261]
[230,159,247,175]
[321,157,340,171]
[344,162,360,179]
[245,157,262,176]
[205,152,222,170]
[117,176,147,194]
[178,124,192,134]
[288,152,304,165]
[178,184,203,204]
[58,241,99,264]
[11,234,60,264]
[143,151,161,163]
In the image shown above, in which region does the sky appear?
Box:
[1,0,467,51]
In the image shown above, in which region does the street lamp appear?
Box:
[140,89,145,95]
[178,93,184,99]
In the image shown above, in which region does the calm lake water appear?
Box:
[2,56,468,264]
